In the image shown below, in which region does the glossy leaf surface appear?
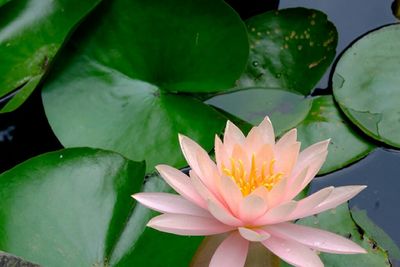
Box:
[0,149,202,266]
[238,8,337,95]
[333,24,400,148]
[296,96,375,174]
[0,0,101,112]
[42,0,248,172]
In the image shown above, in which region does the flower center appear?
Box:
[222,155,283,196]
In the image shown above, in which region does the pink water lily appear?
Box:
[133,117,367,267]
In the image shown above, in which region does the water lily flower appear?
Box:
[132,117,367,267]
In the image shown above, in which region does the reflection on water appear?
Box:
[280,0,396,89]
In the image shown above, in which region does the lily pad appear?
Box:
[237,8,338,95]
[206,88,312,137]
[0,148,202,266]
[0,0,101,112]
[333,24,400,148]
[208,89,375,174]
[42,0,248,173]
[296,95,375,174]
[351,208,400,260]
[281,204,393,266]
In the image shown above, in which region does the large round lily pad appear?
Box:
[333,24,400,148]
[237,8,338,95]
[296,96,375,174]
[207,89,375,174]
[0,0,101,112]
[42,0,248,172]
[0,148,202,266]
[206,88,312,137]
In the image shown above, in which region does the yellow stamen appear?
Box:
[222,155,284,196]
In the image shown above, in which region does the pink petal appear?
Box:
[299,151,328,189]
[223,121,245,154]
[275,142,301,177]
[190,170,223,206]
[238,227,270,242]
[156,165,206,208]
[296,139,330,176]
[215,135,230,173]
[196,149,222,197]
[256,116,275,144]
[208,200,243,226]
[178,134,211,179]
[148,214,234,236]
[210,232,249,267]
[267,222,367,254]
[296,139,330,171]
[244,127,263,154]
[218,175,243,215]
[275,128,297,150]
[239,193,268,223]
[132,192,211,217]
[254,144,274,169]
[312,185,367,215]
[262,236,323,267]
[255,201,297,225]
[231,144,250,173]
[283,167,309,202]
[286,187,334,221]
[266,178,288,208]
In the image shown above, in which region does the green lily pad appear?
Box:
[237,8,338,95]
[0,148,202,266]
[0,0,11,8]
[282,204,393,266]
[296,95,375,174]
[208,89,375,174]
[206,88,313,137]
[42,0,249,173]
[351,208,400,260]
[333,24,400,148]
[0,0,101,112]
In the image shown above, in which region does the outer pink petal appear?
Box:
[190,170,223,207]
[256,116,275,144]
[218,175,243,215]
[295,139,330,172]
[283,167,309,202]
[178,134,211,179]
[299,151,328,188]
[267,222,367,254]
[156,165,206,208]
[312,185,367,215]
[275,142,301,177]
[132,192,211,217]
[239,194,268,223]
[210,232,249,267]
[275,128,297,150]
[288,186,366,221]
[223,121,245,154]
[266,178,288,208]
[215,135,230,173]
[148,214,234,236]
[286,187,334,221]
[244,127,263,154]
[262,236,323,267]
[238,227,270,242]
[208,200,243,226]
[196,149,223,198]
[255,201,297,225]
